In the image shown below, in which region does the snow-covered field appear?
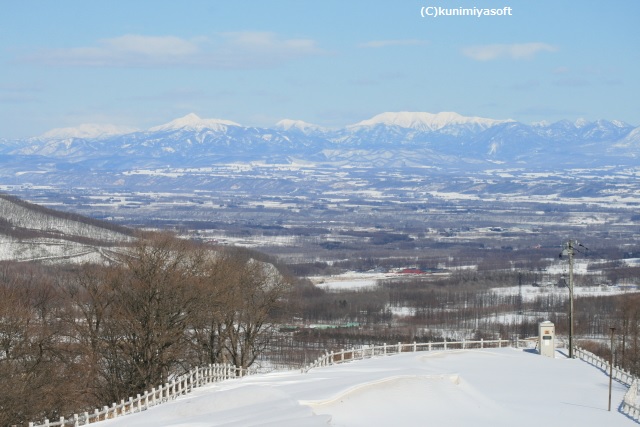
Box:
[313,271,640,325]
[492,283,640,303]
[100,347,636,426]
[310,270,640,303]
[309,272,395,290]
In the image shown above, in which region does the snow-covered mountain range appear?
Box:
[1,111,638,170]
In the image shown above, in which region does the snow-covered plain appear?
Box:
[492,283,640,303]
[100,347,636,426]
[311,271,640,299]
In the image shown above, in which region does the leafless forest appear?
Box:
[0,233,292,426]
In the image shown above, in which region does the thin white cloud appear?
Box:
[358,39,429,48]
[462,43,558,61]
[20,32,326,68]
[21,35,199,67]
[0,84,42,104]
[106,35,200,57]
[215,32,325,67]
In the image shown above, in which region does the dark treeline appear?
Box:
[0,233,291,427]
[292,282,391,324]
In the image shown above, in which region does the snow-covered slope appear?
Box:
[0,195,129,242]
[615,126,640,149]
[0,194,132,263]
[99,347,635,427]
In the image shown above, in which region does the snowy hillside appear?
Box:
[99,347,636,427]
[0,195,128,242]
[0,194,132,263]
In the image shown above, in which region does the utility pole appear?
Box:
[568,241,574,359]
[560,240,576,358]
[560,240,587,359]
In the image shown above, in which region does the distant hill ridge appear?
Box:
[0,193,133,263]
[0,193,131,236]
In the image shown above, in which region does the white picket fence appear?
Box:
[29,363,248,427]
[573,346,640,420]
[27,339,513,427]
[301,338,512,372]
[28,339,640,426]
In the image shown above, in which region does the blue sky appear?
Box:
[1,0,638,138]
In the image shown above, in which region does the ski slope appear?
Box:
[100,347,636,426]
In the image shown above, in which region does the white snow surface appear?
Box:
[309,271,395,290]
[100,347,635,426]
[149,113,241,132]
[348,111,513,131]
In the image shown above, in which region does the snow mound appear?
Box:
[308,374,506,425]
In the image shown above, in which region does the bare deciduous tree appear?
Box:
[220,257,291,370]
[101,234,204,396]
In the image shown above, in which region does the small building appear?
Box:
[538,321,555,358]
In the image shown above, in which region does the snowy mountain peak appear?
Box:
[148,113,241,132]
[39,123,138,140]
[274,119,327,134]
[574,118,589,128]
[348,111,514,131]
[531,120,551,127]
